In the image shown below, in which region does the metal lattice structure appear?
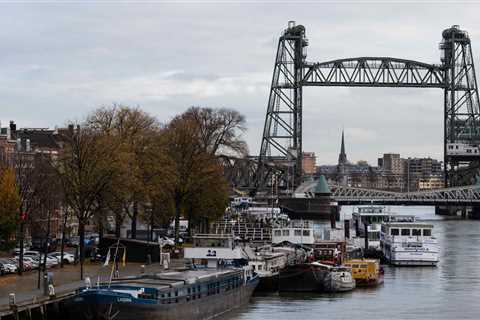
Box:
[330,184,480,205]
[256,22,480,193]
[302,57,444,88]
[258,22,307,190]
[441,26,480,185]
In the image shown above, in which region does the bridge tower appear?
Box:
[257,21,308,190]
[440,25,480,186]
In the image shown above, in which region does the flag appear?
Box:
[122,248,126,267]
[103,249,111,267]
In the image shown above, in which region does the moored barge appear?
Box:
[69,268,258,320]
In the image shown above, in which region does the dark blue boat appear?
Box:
[68,268,258,320]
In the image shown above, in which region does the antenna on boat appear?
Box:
[108,238,121,287]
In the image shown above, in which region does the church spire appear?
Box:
[338,129,347,165]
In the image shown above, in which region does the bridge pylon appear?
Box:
[441,25,480,186]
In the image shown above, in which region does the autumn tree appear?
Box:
[0,167,21,249]
[164,112,230,244]
[87,105,170,239]
[55,125,120,279]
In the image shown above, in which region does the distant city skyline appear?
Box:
[1,2,479,164]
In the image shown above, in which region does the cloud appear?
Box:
[1,2,480,165]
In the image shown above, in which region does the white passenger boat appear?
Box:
[380,216,439,266]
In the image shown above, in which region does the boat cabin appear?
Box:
[272,220,315,245]
[184,234,247,268]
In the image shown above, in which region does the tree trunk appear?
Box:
[174,195,181,245]
[131,201,138,239]
[115,212,122,238]
[60,210,67,268]
[18,220,24,275]
[79,218,85,280]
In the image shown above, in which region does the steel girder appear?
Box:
[256,23,480,195]
[257,23,307,191]
[302,57,445,88]
[330,184,480,204]
[441,26,480,186]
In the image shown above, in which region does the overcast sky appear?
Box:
[1,1,480,165]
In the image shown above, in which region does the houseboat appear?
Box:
[279,261,355,293]
[344,259,384,287]
[247,246,288,291]
[380,216,439,266]
[352,206,392,250]
[69,234,259,320]
[272,220,315,245]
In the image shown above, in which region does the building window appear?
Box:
[303,230,310,236]
[282,230,290,236]
[274,230,281,236]
[294,229,302,236]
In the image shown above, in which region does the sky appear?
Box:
[1,1,480,165]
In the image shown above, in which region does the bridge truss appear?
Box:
[257,22,480,192]
[331,184,480,205]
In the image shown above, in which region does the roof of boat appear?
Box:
[111,268,242,289]
[383,222,434,228]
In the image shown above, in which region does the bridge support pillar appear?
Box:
[435,206,459,216]
[469,206,480,219]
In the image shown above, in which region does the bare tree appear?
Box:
[185,107,248,156]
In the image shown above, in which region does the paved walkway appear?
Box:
[0,262,166,311]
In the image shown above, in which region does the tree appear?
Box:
[87,105,165,239]
[164,113,230,244]
[0,167,21,248]
[185,107,248,156]
[55,125,119,279]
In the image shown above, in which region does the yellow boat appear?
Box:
[344,259,384,287]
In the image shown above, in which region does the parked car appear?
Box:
[38,254,60,268]
[48,252,75,264]
[0,259,18,274]
[14,257,34,271]
[22,256,39,269]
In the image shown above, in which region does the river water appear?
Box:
[226,206,480,320]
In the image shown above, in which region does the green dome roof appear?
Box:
[314,175,331,194]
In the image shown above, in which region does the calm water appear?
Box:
[225,207,480,320]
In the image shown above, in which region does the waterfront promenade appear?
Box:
[0,262,165,312]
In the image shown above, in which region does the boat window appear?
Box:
[274,230,281,236]
[294,229,302,236]
[360,264,368,268]
[303,230,310,236]
[412,229,422,236]
[391,228,399,236]
[423,229,432,236]
[282,230,290,236]
[401,229,411,236]
[258,265,263,271]
[352,264,359,268]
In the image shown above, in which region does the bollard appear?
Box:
[85,277,91,289]
[9,293,15,306]
[48,284,55,298]
[141,265,145,273]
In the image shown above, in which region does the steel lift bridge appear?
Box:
[254,21,480,194]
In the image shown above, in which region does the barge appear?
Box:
[69,268,258,320]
